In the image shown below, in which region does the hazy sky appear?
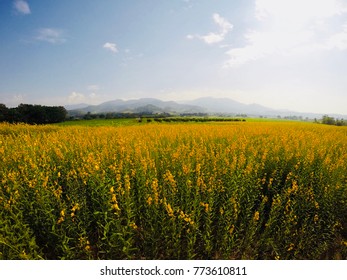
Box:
[1,0,347,114]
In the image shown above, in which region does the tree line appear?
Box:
[153,117,246,123]
[321,115,346,126]
[0,104,67,124]
[77,111,171,120]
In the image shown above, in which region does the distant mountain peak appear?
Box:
[65,96,347,119]
[66,97,206,116]
[64,103,91,110]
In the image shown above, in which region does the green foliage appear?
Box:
[322,115,347,126]
[0,103,67,124]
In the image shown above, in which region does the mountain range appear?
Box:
[65,97,347,119]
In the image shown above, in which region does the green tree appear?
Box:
[0,104,9,122]
[322,115,336,125]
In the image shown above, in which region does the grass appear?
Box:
[57,118,141,127]
[58,116,305,127]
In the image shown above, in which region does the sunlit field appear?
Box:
[0,121,346,259]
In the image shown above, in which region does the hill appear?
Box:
[66,97,347,119]
[67,98,206,116]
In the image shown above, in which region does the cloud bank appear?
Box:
[224,0,347,67]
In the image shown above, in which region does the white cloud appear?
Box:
[224,0,347,67]
[87,85,100,91]
[225,45,264,68]
[324,24,347,50]
[13,0,31,15]
[103,42,118,53]
[89,92,97,99]
[187,13,233,44]
[213,13,233,34]
[68,92,85,103]
[224,28,315,67]
[67,91,102,104]
[1,93,26,107]
[255,0,346,23]
[10,94,26,106]
[199,32,225,45]
[36,28,66,44]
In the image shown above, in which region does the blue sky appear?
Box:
[1,0,347,114]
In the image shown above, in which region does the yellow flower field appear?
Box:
[0,121,346,259]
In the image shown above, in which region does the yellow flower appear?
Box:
[71,203,80,212]
[253,211,260,222]
[111,193,117,203]
[151,178,159,205]
[124,174,131,192]
[164,170,177,191]
[200,202,209,212]
[71,203,80,219]
[178,210,194,225]
[184,216,194,225]
[19,250,28,260]
[79,237,91,251]
[112,203,120,211]
[85,241,91,251]
[147,196,153,205]
[287,243,295,251]
[166,203,175,218]
[130,222,138,230]
[314,214,319,223]
[57,209,65,224]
